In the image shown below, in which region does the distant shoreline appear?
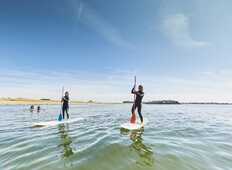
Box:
[181,102,232,105]
[123,100,232,105]
[0,98,119,105]
[1,98,232,106]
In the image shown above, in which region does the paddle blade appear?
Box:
[58,113,63,121]
[130,113,136,124]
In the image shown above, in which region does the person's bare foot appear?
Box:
[141,122,144,127]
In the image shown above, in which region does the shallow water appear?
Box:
[0,104,232,170]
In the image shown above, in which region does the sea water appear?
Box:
[0,104,232,170]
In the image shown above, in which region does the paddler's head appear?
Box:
[65,91,69,97]
[138,85,143,92]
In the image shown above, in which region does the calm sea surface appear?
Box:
[0,104,232,170]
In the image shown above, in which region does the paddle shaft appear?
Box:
[60,86,64,115]
[130,76,137,123]
[133,76,136,103]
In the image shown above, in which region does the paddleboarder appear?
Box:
[30,105,34,112]
[61,91,70,119]
[37,105,40,113]
[131,84,144,126]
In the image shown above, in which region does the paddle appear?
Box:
[58,86,64,121]
[130,76,137,124]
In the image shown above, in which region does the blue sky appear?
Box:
[1,0,232,102]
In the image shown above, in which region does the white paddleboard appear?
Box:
[32,118,82,127]
[120,118,148,130]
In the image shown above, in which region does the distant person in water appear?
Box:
[131,85,144,126]
[30,105,34,112]
[61,91,69,119]
[37,105,40,113]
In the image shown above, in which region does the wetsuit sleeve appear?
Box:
[138,92,144,97]
[63,96,69,101]
[133,91,144,96]
[131,87,136,94]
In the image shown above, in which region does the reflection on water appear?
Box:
[58,124,74,158]
[120,129,154,167]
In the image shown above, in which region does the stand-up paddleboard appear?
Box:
[121,118,148,130]
[32,118,82,127]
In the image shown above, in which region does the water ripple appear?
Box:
[0,104,232,170]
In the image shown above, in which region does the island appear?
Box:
[123,100,232,105]
[144,100,180,104]
[123,100,180,104]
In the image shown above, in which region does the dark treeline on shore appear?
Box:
[123,100,232,105]
[123,100,180,104]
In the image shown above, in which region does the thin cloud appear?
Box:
[70,1,133,49]
[0,69,133,102]
[77,2,83,20]
[1,68,232,102]
[162,14,209,48]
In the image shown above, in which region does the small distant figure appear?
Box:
[37,105,41,113]
[30,105,34,112]
[131,85,144,126]
[61,91,69,119]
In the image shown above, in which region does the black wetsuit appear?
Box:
[30,105,34,112]
[62,96,69,119]
[37,106,40,113]
[131,87,144,122]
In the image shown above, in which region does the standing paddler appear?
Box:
[131,77,144,126]
[61,91,70,119]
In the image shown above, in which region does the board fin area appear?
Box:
[121,118,148,130]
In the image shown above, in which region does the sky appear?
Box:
[0,0,232,102]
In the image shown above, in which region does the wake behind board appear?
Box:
[32,118,82,127]
[120,118,148,130]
